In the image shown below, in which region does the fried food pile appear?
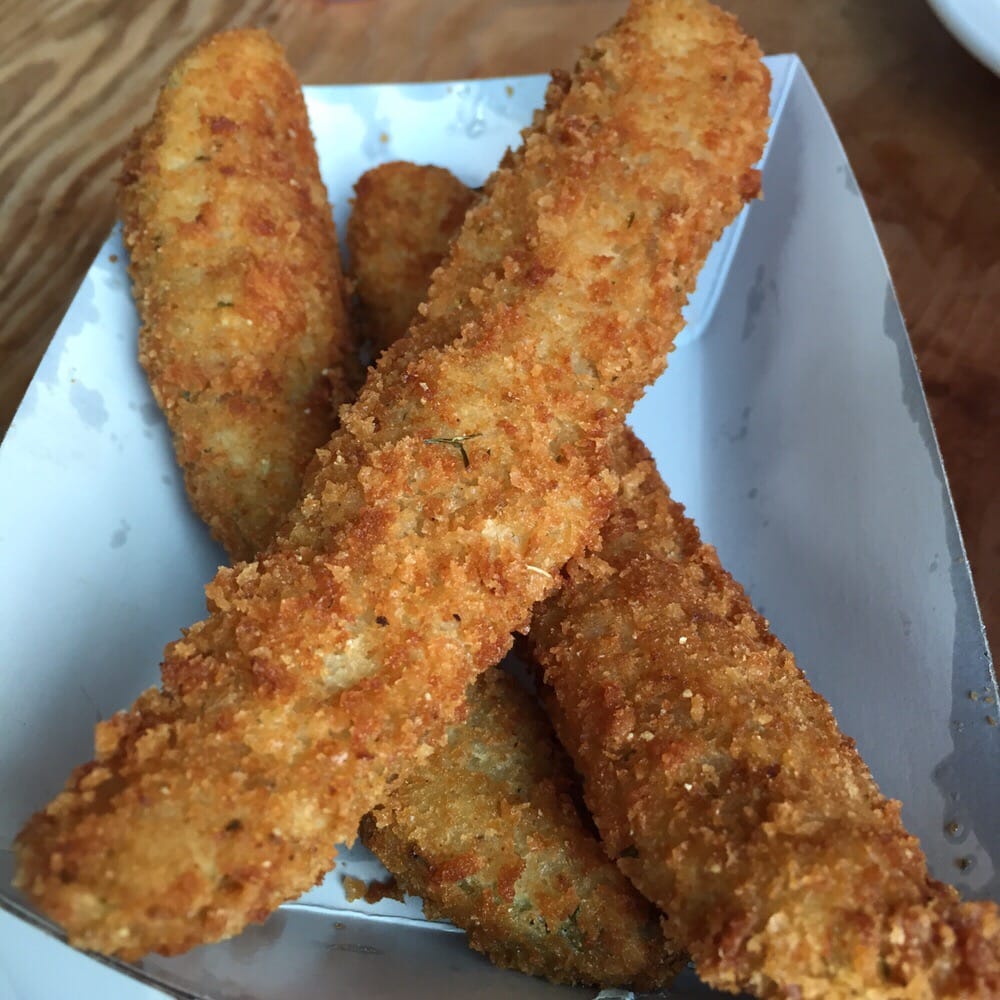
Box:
[15,0,768,966]
[13,1,999,997]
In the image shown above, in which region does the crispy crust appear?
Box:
[529,430,1000,999]
[350,159,685,988]
[119,30,357,561]
[15,0,768,960]
[362,671,681,988]
[347,162,477,354]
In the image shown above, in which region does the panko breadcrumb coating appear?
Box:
[15,0,770,960]
[347,162,478,355]
[350,159,683,988]
[119,30,357,561]
[362,671,682,989]
[529,431,1000,999]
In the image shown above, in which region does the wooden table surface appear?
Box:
[1,0,997,656]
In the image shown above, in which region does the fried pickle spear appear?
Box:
[120,30,356,561]
[347,162,478,355]
[527,431,1000,999]
[349,161,681,987]
[15,0,770,960]
[362,671,680,988]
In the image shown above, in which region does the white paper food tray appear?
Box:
[0,54,996,1000]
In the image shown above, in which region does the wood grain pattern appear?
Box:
[1,0,997,653]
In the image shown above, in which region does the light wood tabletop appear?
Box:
[1,0,997,655]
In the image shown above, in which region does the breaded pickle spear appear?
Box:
[120,30,356,561]
[349,161,681,987]
[528,432,1000,999]
[15,0,770,960]
[362,671,681,988]
[348,162,477,355]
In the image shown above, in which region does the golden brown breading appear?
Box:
[528,430,1000,999]
[351,160,684,988]
[347,162,477,355]
[15,0,768,960]
[119,30,356,561]
[362,671,681,989]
